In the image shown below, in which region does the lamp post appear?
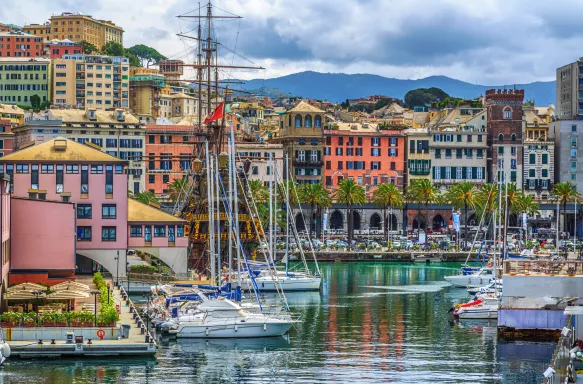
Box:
[32,290,43,326]
[90,291,101,327]
[115,250,120,286]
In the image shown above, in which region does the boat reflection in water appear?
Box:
[163,335,292,352]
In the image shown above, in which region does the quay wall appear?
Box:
[498,310,567,330]
[4,326,121,341]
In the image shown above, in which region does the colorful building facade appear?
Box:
[0,119,14,158]
[49,38,82,59]
[0,31,43,58]
[52,54,130,110]
[129,67,165,123]
[0,58,50,106]
[49,12,123,47]
[323,122,406,193]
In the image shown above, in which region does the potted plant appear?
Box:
[41,312,55,327]
[80,311,95,327]
[54,313,68,327]
[23,312,37,327]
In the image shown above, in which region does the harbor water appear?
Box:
[0,263,555,383]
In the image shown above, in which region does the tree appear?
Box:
[475,183,499,240]
[247,179,268,203]
[128,44,166,68]
[136,191,159,206]
[445,182,477,244]
[372,183,403,240]
[299,183,331,238]
[80,40,99,54]
[334,179,366,250]
[404,87,449,108]
[101,42,125,57]
[30,94,41,110]
[168,177,188,202]
[552,182,582,233]
[406,179,440,234]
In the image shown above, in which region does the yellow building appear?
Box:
[129,67,165,123]
[0,104,24,126]
[49,12,123,48]
[52,55,130,110]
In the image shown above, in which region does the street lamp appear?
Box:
[32,290,43,326]
[90,291,101,327]
[114,250,120,286]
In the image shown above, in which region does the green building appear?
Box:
[0,58,51,107]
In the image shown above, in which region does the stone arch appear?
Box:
[295,114,302,128]
[370,213,382,229]
[503,106,512,119]
[412,215,426,230]
[295,213,306,231]
[304,114,312,128]
[351,211,361,230]
[432,214,445,230]
[385,214,398,232]
[330,210,343,229]
[498,133,504,142]
[511,133,516,142]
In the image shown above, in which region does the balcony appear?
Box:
[293,160,323,167]
[295,174,320,180]
[76,92,85,97]
[76,85,85,90]
[409,169,430,175]
[76,74,85,80]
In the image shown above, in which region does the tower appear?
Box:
[485,89,524,184]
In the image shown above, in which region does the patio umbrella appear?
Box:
[6,282,47,293]
[46,290,90,300]
[51,281,90,292]
[4,291,47,300]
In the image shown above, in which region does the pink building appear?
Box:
[0,175,10,291]
[0,119,14,158]
[0,138,188,279]
[9,197,75,286]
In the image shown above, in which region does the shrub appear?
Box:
[129,265,157,274]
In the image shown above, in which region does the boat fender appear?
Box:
[1,343,10,358]
[468,278,471,284]
[263,323,267,331]
[162,313,166,320]
[480,278,483,285]
[205,327,209,336]
[235,324,238,332]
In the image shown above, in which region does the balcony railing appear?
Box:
[409,169,430,175]
[293,160,323,167]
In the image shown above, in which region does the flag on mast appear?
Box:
[204,102,225,124]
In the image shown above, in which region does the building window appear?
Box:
[511,134,516,141]
[77,226,91,241]
[498,134,504,142]
[542,154,548,164]
[154,225,166,237]
[130,225,142,237]
[542,169,548,177]
[511,159,516,169]
[102,227,116,241]
[310,150,318,162]
[105,165,113,194]
[434,167,441,180]
[77,204,92,219]
[572,137,578,148]
[336,147,343,156]
[66,165,79,174]
[31,164,39,189]
[498,147,504,154]
[529,153,536,164]
[16,164,29,174]
[41,164,54,174]
[529,169,535,177]
[572,125,577,133]
[477,167,483,179]
[503,107,512,119]
[81,165,89,193]
[571,149,577,158]
[445,167,451,179]
[372,137,380,146]
[168,226,175,242]
[91,165,103,174]
[144,226,152,242]
[102,204,116,219]
[456,167,462,179]
[295,114,302,128]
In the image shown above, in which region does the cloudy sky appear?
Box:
[3,0,582,84]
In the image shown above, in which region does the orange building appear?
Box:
[324,122,406,194]
[145,125,196,198]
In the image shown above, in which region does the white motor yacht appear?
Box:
[240,270,322,292]
[453,296,499,319]
[467,279,502,296]
[444,267,493,288]
[163,295,296,338]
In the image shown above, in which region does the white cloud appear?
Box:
[2,0,581,85]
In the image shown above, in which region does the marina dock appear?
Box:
[7,284,156,358]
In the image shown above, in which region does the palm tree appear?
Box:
[136,191,159,206]
[502,183,523,228]
[406,179,439,234]
[334,179,366,250]
[247,179,269,203]
[168,177,188,202]
[552,182,582,233]
[277,180,299,206]
[445,182,477,244]
[474,183,499,240]
[299,183,331,238]
[372,183,404,240]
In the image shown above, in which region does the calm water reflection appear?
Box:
[0,263,555,383]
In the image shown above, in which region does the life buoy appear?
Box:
[487,263,493,268]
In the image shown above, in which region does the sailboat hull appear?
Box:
[444,274,493,288]
[170,321,293,338]
[243,276,322,292]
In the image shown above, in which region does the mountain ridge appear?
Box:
[237,71,556,105]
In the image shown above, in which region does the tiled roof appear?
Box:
[128,199,185,223]
[1,138,124,162]
[48,109,140,124]
[288,101,324,113]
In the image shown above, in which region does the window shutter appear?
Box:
[462,167,467,179]
[395,148,398,156]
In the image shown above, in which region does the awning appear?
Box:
[7,282,47,293]
[46,290,89,300]
[4,291,47,300]
[51,281,90,292]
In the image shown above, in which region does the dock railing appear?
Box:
[504,260,583,276]
[541,315,575,384]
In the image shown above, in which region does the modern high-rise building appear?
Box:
[0,58,51,106]
[49,12,123,48]
[51,54,129,110]
[556,58,583,120]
